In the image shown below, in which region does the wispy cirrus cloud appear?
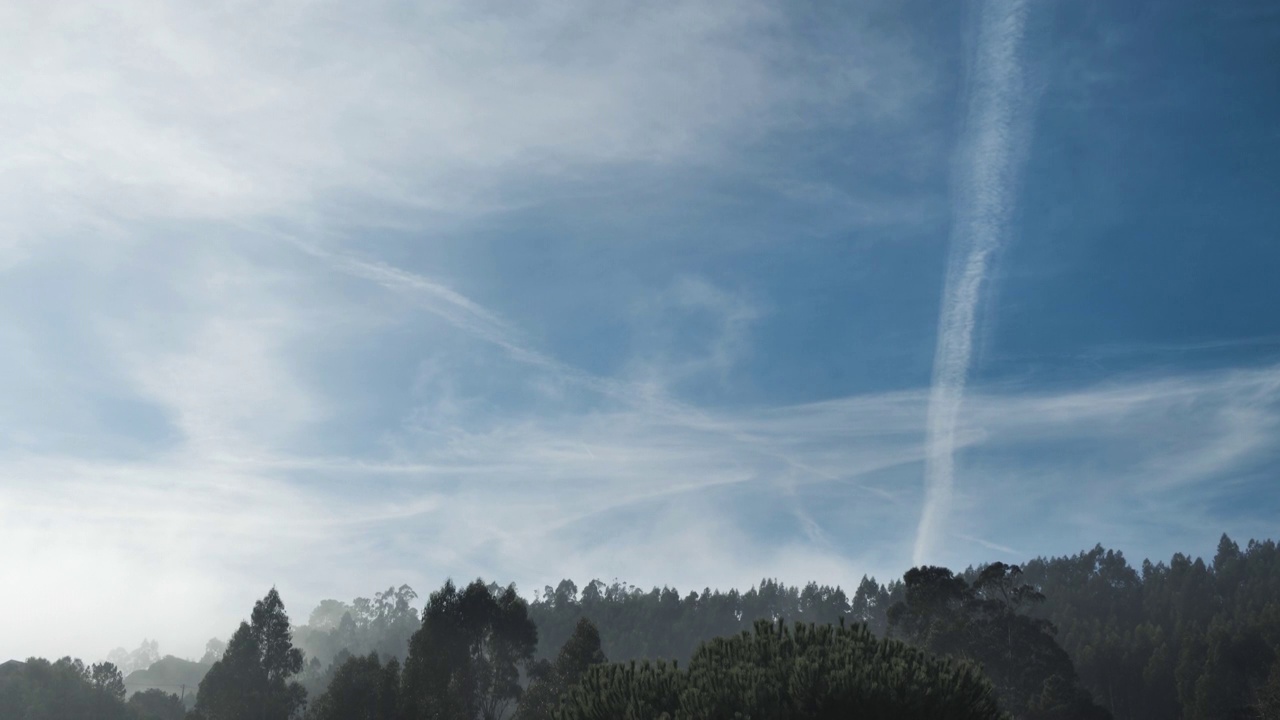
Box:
[0,0,939,653]
[3,0,1274,677]
[0,0,932,255]
[6,305,1279,660]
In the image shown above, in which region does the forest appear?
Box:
[2,535,1279,720]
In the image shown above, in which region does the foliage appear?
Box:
[401,579,539,720]
[195,587,308,720]
[123,655,209,705]
[127,688,187,720]
[886,563,1108,718]
[306,652,401,720]
[528,578,860,665]
[294,586,421,671]
[202,639,228,665]
[1015,536,1280,719]
[90,661,128,701]
[517,618,608,720]
[0,657,134,720]
[5,534,1279,720]
[555,618,1007,719]
[528,536,1280,719]
[107,640,161,676]
[1258,660,1280,720]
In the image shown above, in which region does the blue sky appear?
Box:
[3,0,1279,662]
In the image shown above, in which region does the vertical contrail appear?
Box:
[913,0,1033,566]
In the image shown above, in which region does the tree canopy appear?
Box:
[306,652,401,720]
[517,618,608,720]
[128,689,187,720]
[555,618,1006,719]
[400,579,539,720]
[193,588,307,720]
[0,657,134,720]
[886,563,1108,719]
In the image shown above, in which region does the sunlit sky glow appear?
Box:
[3,0,1279,663]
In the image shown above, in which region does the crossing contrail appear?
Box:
[914,0,1034,566]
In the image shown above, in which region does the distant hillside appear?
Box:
[123,655,210,706]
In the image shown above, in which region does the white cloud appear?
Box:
[90,248,324,457]
[625,275,763,391]
[1,0,930,256]
[916,0,1034,565]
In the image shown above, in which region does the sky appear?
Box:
[2,0,1279,663]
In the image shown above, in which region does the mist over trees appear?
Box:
[0,657,132,720]
[293,586,421,671]
[108,641,161,677]
[4,535,1280,719]
[124,656,209,708]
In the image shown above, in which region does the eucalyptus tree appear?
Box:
[195,587,307,720]
[401,579,538,720]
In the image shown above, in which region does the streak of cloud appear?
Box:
[915,0,1034,566]
[286,239,907,502]
[5,352,1280,660]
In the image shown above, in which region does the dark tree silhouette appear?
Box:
[0,657,134,720]
[400,579,538,720]
[195,587,307,720]
[307,652,401,720]
[887,564,1108,719]
[517,618,608,720]
[90,661,127,700]
[128,688,187,720]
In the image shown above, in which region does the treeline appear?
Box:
[4,535,1280,719]
[224,581,1011,720]
[212,581,1009,719]
[527,578,863,665]
[0,581,1008,720]
[293,585,422,674]
[0,657,185,720]
[526,565,1106,719]
[1015,536,1280,719]
[525,535,1280,719]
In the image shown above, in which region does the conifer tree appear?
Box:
[555,618,1006,719]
